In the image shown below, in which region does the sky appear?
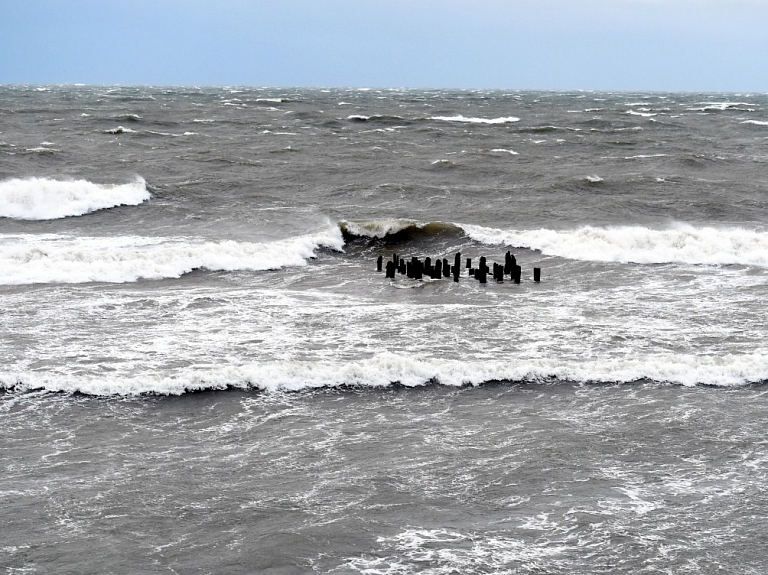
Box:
[1,0,767,91]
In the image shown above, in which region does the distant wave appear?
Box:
[460,223,768,267]
[0,177,150,220]
[687,102,753,112]
[3,351,767,395]
[340,219,462,241]
[346,114,404,123]
[0,227,344,285]
[741,120,768,126]
[112,113,141,122]
[105,126,136,134]
[430,115,520,124]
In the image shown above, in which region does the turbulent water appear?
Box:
[2,85,768,573]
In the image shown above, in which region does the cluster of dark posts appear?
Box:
[376,251,541,284]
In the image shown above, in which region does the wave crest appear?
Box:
[430,115,520,124]
[460,223,768,266]
[3,352,767,396]
[0,227,344,285]
[0,177,150,220]
[340,219,462,241]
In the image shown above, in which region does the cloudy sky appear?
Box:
[2,0,767,91]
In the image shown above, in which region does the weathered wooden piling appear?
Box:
[455,253,461,271]
[435,259,443,277]
[385,261,395,278]
[452,264,460,282]
[466,258,471,269]
[442,258,450,277]
[513,265,521,284]
[534,267,541,282]
[399,259,406,274]
[377,255,383,272]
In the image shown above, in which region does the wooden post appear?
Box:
[534,267,541,282]
[377,255,383,272]
[385,261,395,278]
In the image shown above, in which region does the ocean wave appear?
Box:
[741,120,768,126]
[112,113,141,122]
[687,102,753,112]
[430,115,520,124]
[460,223,768,266]
[0,227,344,285]
[0,177,150,220]
[346,114,404,123]
[491,148,519,155]
[3,351,767,396]
[340,219,461,241]
[105,126,136,134]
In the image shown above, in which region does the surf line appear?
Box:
[376,252,541,284]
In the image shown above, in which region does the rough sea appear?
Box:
[2,85,768,573]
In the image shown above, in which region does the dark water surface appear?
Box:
[4,384,768,574]
[2,86,768,572]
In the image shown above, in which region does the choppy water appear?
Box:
[1,85,768,573]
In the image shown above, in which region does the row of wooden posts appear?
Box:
[376,251,541,284]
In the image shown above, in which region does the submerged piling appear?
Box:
[385,261,395,278]
[377,255,383,272]
[534,267,541,282]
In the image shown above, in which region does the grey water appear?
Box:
[2,86,768,573]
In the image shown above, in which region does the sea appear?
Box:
[2,85,768,574]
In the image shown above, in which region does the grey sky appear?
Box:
[1,0,766,90]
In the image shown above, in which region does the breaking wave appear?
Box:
[460,223,768,267]
[430,115,520,124]
[2,351,767,395]
[0,176,150,220]
[340,219,462,241]
[0,227,344,285]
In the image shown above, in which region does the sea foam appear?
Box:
[0,227,344,285]
[430,115,520,124]
[0,177,150,220]
[2,351,767,396]
[460,223,768,267]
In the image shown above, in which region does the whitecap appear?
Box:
[0,176,150,220]
[0,225,343,285]
[430,115,520,124]
[460,222,768,267]
[3,350,767,395]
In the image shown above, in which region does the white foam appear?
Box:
[687,102,752,112]
[105,126,136,134]
[584,175,603,183]
[0,226,343,285]
[2,351,766,396]
[0,177,150,220]
[430,115,520,124]
[460,223,768,267]
[255,97,285,103]
[626,110,656,117]
[741,120,768,126]
[491,148,519,155]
